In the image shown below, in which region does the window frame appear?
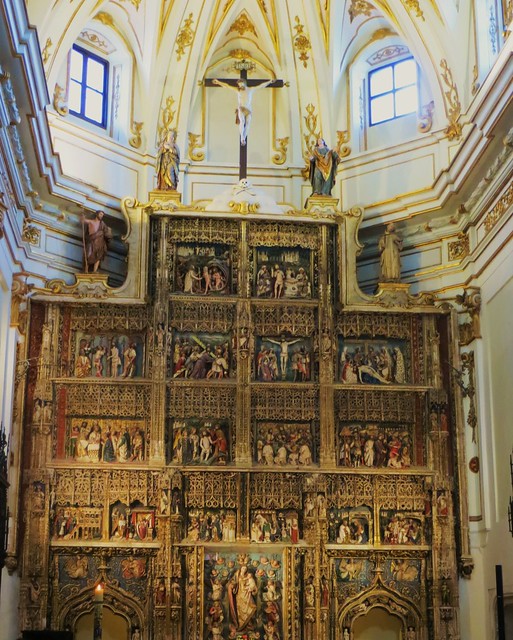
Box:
[368,57,418,127]
[68,44,109,129]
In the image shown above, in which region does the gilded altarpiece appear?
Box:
[17,207,462,640]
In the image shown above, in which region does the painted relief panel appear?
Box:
[380,510,425,545]
[110,556,148,601]
[383,558,422,600]
[334,558,373,599]
[250,509,300,543]
[172,331,232,379]
[168,418,231,465]
[187,508,236,542]
[328,506,372,545]
[254,421,314,466]
[74,334,144,378]
[254,246,313,298]
[255,336,312,382]
[174,243,233,295]
[53,506,102,541]
[57,554,97,596]
[110,502,156,541]
[66,418,147,463]
[204,552,283,640]
[339,339,408,384]
[338,423,413,469]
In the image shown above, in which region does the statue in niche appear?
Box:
[378,222,403,282]
[309,137,340,196]
[156,128,180,191]
[81,210,112,273]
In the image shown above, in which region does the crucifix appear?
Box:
[204,60,284,180]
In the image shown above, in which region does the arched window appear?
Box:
[368,57,418,126]
[69,44,109,128]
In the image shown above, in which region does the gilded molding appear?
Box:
[119,0,142,9]
[272,137,289,165]
[483,182,513,234]
[401,0,425,21]
[471,65,480,96]
[22,219,41,246]
[302,103,321,178]
[187,132,205,162]
[227,12,257,37]
[42,38,53,66]
[53,84,68,116]
[158,96,176,142]
[45,273,113,299]
[447,232,469,262]
[348,0,374,22]
[176,13,195,61]
[503,1,513,27]
[417,101,434,133]
[293,16,311,68]
[440,60,462,141]
[94,12,114,27]
[335,130,351,158]
[129,121,143,149]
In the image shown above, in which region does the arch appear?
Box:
[56,583,146,639]
[338,584,422,639]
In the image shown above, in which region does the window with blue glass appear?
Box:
[368,58,418,126]
[69,45,109,127]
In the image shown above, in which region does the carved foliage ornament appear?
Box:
[440,59,462,141]
[293,17,312,68]
[176,13,195,61]
[349,0,375,22]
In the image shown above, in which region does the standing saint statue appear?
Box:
[212,77,273,145]
[156,129,180,191]
[81,210,112,273]
[378,222,403,282]
[309,137,340,196]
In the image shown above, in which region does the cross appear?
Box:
[205,61,284,180]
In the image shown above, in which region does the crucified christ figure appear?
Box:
[212,77,273,145]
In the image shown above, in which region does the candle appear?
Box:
[94,583,104,602]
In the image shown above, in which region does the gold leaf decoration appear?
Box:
[293,17,311,69]
[188,132,205,162]
[129,121,143,149]
[42,38,52,65]
[348,0,375,22]
[227,12,257,37]
[440,59,462,141]
[176,13,195,61]
[402,0,425,21]
[272,137,289,165]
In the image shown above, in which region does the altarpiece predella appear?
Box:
[18,192,465,640]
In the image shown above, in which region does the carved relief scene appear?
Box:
[328,505,372,545]
[171,331,232,379]
[250,509,300,543]
[253,246,313,299]
[169,418,231,465]
[337,422,415,469]
[187,508,236,542]
[73,333,145,378]
[174,242,233,296]
[339,338,409,385]
[253,420,315,466]
[255,336,312,382]
[66,418,147,463]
